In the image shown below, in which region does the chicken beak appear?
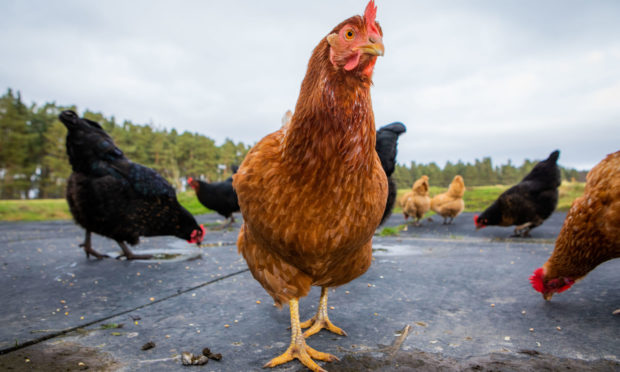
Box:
[356,38,385,56]
[543,292,553,301]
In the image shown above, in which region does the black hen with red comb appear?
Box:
[60,110,204,260]
[474,150,561,237]
[188,171,240,227]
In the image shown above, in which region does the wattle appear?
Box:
[344,52,362,71]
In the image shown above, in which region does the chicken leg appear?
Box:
[513,221,535,237]
[221,215,236,228]
[115,241,152,260]
[300,287,347,338]
[80,231,109,259]
[264,298,338,372]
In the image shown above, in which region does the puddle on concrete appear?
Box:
[169,239,236,250]
[372,244,424,257]
[115,246,202,263]
[198,241,236,248]
[490,237,555,245]
[202,222,238,232]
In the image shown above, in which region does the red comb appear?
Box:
[364,0,380,35]
[187,177,193,184]
[187,224,205,244]
[473,215,483,228]
[364,0,377,24]
[529,267,545,293]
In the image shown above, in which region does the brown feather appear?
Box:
[430,175,466,219]
[544,151,620,281]
[234,15,386,307]
[401,175,431,221]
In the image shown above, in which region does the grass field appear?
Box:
[176,191,213,216]
[0,183,585,222]
[394,181,584,214]
[0,191,212,222]
[0,199,72,221]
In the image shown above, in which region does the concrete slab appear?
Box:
[0,212,618,371]
[0,214,245,352]
[380,211,567,242]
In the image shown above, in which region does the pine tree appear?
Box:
[0,89,590,199]
[0,89,35,198]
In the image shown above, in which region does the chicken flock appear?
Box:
[55,1,618,371]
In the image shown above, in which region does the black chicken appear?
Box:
[375,121,407,225]
[474,150,561,237]
[188,170,240,226]
[60,110,204,260]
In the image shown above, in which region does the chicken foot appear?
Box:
[301,287,347,338]
[264,298,337,372]
[211,216,236,230]
[221,215,236,228]
[513,221,537,237]
[80,231,109,259]
[442,216,454,225]
[115,241,153,260]
[514,217,544,237]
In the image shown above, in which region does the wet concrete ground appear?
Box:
[0,212,618,371]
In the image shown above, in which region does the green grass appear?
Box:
[0,199,71,221]
[0,190,212,222]
[461,185,510,212]
[176,191,214,216]
[378,224,407,237]
[394,182,584,214]
[393,185,508,214]
[556,181,585,211]
[100,323,123,330]
[0,182,584,222]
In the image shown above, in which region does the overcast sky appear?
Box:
[1,0,619,170]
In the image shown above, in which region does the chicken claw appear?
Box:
[80,231,109,259]
[512,222,533,237]
[301,287,347,338]
[265,298,338,372]
[115,241,153,260]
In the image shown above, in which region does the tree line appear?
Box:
[0,88,587,199]
[0,89,250,199]
[393,157,587,190]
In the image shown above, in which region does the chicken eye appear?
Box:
[344,29,355,40]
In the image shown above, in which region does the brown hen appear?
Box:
[233,1,386,371]
[401,175,431,226]
[430,175,466,224]
[531,150,620,300]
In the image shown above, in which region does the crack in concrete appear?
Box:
[0,268,249,355]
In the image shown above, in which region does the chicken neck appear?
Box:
[283,38,377,177]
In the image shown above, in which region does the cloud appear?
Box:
[1,0,618,170]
